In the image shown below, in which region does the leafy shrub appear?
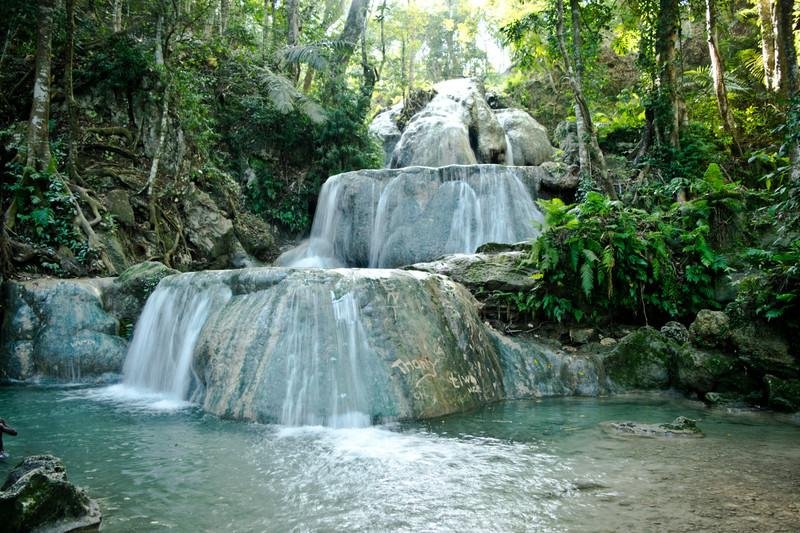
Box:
[521,192,728,324]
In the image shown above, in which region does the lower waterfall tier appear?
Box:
[123,268,508,426]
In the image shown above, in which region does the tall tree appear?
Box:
[774,0,799,180]
[757,0,779,90]
[705,0,741,155]
[655,0,683,149]
[26,0,55,171]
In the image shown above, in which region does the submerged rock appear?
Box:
[276,165,545,268]
[602,416,704,438]
[1,278,126,382]
[0,455,102,532]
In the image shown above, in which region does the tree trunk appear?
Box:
[775,0,799,181]
[66,0,80,180]
[219,0,229,37]
[555,0,617,199]
[286,0,300,81]
[705,0,741,155]
[334,0,371,70]
[26,0,55,171]
[655,0,682,149]
[758,0,778,90]
[262,0,275,59]
[113,0,124,32]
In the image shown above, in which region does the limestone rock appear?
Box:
[494,108,554,166]
[0,455,102,532]
[689,309,730,349]
[1,279,126,381]
[661,321,690,344]
[406,252,538,293]
[602,416,704,438]
[569,328,595,345]
[182,184,236,267]
[387,78,508,168]
[603,326,676,389]
[103,261,178,328]
[369,105,402,166]
[490,331,608,398]
[133,268,507,423]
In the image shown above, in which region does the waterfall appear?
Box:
[122,273,232,401]
[504,133,515,166]
[277,165,544,269]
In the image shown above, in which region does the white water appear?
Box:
[279,165,544,268]
[120,274,232,402]
[277,285,374,428]
[505,133,515,165]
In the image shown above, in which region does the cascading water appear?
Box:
[121,273,232,401]
[504,133,515,165]
[277,165,544,269]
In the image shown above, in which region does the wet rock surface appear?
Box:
[0,455,101,532]
[102,261,178,328]
[1,278,126,382]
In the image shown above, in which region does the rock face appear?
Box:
[491,332,608,398]
[1,279,127,382]
[0,455,102,532]
[121,268,507,425]
[102,261,179,329]
[689,309,730,349]
[369,105,402,165]
[494,109,554,166]
[182,184,236,268]
[276,165,545,268]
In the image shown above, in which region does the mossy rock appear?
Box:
[676,345,739,394]
[103,261,178,324]
[603,326,676,389]
[689,309,730,349]
[765,375,800,412]
[0,455,101,532]
[234,211,279,263]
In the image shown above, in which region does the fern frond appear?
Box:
[580,261,594,297]
[279,44,330,71]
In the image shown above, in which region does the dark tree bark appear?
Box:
[26,0,55,170]
[66,0,81,180]
[334,0,371,70]
[775,0,799,181]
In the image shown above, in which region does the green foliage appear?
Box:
[736,243,800,331]
[245,159,311,233]
[80,33,153,93]
[522,192,728,324]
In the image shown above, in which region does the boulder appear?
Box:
[689,309,730,349]
[603,326,676,389]
[104,189,135,226]
[182,184,236,267]
[103,261,178,329]
[406,252,538,293]
[602,417,704,438]
[0,455,101,532]
[494,108,554,166]
[675,344,738,393]
[233,211,279,263]
[1,279,126,381]
[660,321,690,344]
[276,165,544,268]
[730,322,797,378]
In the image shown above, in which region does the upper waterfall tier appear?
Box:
[120,268,507,426]
[276,165,545,269]
[369,78,554,168]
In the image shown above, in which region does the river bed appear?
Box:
[1,386,798,532]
